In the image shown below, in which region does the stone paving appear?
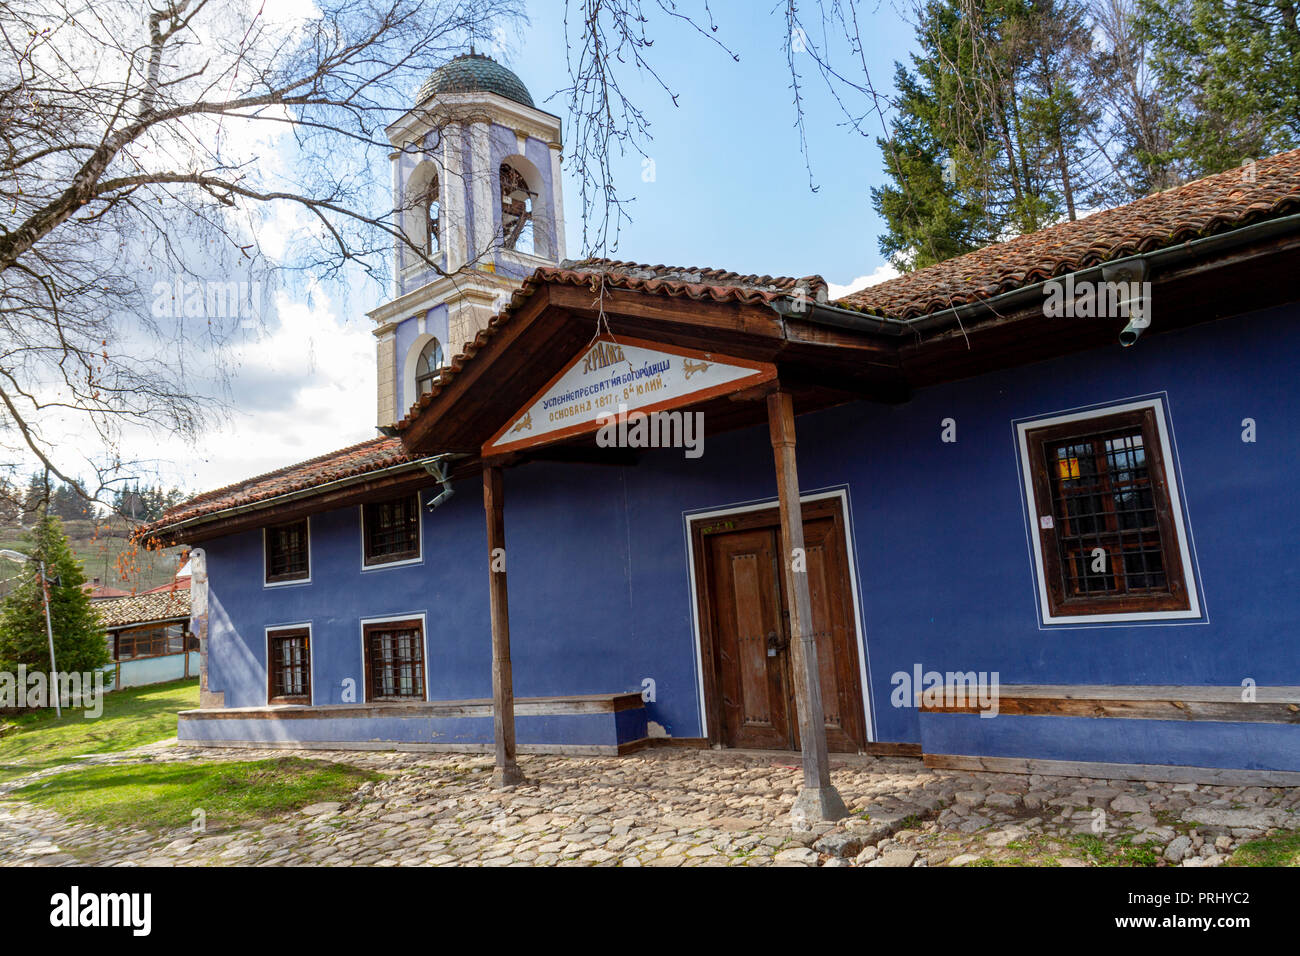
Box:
[1,743,1298,866]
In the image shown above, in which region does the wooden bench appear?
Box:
[919,684,1300,785]
[178,691,659,755]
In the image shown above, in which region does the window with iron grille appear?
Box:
[267,627,311,704]
[362,495,421,566]
[1024,407,1191,617]
[265,518,310,583]
[363,620,425,701]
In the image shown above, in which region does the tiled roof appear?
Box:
[393,258,828,431]
[96,588,191,629]
[552,259,828,302]
[147,150,1300,536]
[142,437,418,535]
[837,148,1300,319]
[417,52,534,109]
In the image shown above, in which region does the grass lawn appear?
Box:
[1226,831,1300,866]
[10,757,381,831]
[0,678,198,783]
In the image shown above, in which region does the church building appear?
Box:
[144,53,1300,819]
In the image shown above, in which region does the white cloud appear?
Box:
[108,288,377,493]
[826,263,901,300]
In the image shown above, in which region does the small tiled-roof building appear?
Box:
[140,125,1300,800]
[95,586,195,688]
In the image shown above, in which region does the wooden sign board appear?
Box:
[482,336,776,456]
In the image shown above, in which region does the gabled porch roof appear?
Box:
[142,148,1300,543]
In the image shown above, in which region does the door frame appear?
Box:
[684,487,875,747]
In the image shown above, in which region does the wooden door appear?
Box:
[698,500,866,752]
[706,526,794,749]
[797,516,866,752]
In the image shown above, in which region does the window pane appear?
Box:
[415,340,444,396]
[1045,424,1168,599]
[269,631,310,700]
[366,623,424,700]
[267,519,309,581]
[364,497,420,563]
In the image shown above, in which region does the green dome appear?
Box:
[417,53,534,109]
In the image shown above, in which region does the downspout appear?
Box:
[421,453,470,510]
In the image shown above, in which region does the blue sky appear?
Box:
[113,2,923,493]
[507,0,917,285]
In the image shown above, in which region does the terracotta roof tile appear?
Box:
[146,150,1300,536]
[141,437,417,536]
[393,258,827,431]
[837,148,1300,319]
[96,588,191,629]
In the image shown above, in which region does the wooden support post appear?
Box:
[484,465,526,787]
[767,389,849,824]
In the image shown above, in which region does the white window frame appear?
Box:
[265,621,315,706]
[357,612,430,703]
[263,516,312,589]
[1016,396,1203,625]
[358,494,424,571]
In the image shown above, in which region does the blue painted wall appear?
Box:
[204,303,1300,761]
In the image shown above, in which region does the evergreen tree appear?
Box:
[0,514,109,675]
[21,473,46,518]
[1139,0,1300,178]
[872,0,1099,270]
[0,478,20,524]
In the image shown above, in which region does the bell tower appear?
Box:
[369,52,566,428]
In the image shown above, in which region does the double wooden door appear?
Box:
[696,500,866,752]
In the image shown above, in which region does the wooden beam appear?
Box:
[484,465,525,786]
[766,388,848,824]
[921,683,1300,723]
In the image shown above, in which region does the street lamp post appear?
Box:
[0,549,60,718]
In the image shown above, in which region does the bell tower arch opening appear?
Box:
[371,51,567,429]
[404,160,441,263]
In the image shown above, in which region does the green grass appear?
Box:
[9,757,381,832]
[0,678,198,783]
[972,832,1158,867]
[1226,831,1300,867]
[1064,833,1162,866]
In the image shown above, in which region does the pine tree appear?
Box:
[1139,0,1300,178]
[0,514,109,675]
[872,0,1100,270]
[21,473,46,519]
